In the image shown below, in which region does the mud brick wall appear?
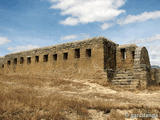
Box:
[0,37,116,83]
[116,44,137,70]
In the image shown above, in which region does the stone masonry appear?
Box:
[150,68,160,85]
[0,37,157,88]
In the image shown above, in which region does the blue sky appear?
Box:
[0,0,160,65]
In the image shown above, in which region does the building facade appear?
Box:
[0,37,157,88]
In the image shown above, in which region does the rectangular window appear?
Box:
[86,49,91,57]
[43,54,48,62]
[14,58,17,65]
[75,48,80,58]
[63,52,68,60]
[20,57,24,64]
[2,64,4,68]
[53,54,57,61]
[27,57,31,64]
[35,56,39,63]
[7,60,11,65]
[120,48,126,60]
[132,51,135,59]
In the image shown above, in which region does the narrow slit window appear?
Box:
[120,48,126,60]
[20,57,24,64]
[27,57,31,64]
[53,54,57,61]
[35,56,39,63]
[75,48,80,58]
[63,53,68,60]
[14,58,17,65]
[86,49,91,57]
[132,51,135,59]
[43,54,48,62]
[7,60,11,65]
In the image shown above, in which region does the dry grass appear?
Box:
[0,74,160,120]
[147,85,160,91]
[0,88,89,120]
[0,74,90,120]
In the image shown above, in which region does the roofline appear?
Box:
[5,36,116,56]
[118,44,138,49]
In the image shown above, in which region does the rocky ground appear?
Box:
[0,74,160,120]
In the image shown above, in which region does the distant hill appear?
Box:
[151,65,160,68]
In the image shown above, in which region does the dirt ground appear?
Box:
[0,74,160,120]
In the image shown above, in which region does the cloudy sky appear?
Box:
[0,0,160,65]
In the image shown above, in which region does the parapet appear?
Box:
[5,37,116,59]
[117,44,138,49]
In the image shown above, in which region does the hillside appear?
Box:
[0,74,160,120]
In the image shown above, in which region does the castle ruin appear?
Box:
[0,37,159,88]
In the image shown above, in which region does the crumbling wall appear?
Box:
[103,40,117,81]
[0,36,153,88]
[133,47,151,88]
[150,68,160,85]
[0,57,4,74]
[0,37,116,84]
[116,44,137,70]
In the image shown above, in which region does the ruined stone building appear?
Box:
[0,37,159,88]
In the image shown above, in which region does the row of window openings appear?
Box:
[7,54,57,65]
[120,48,135,60]
[7,49,91,65]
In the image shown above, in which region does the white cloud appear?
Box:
[8,45,39,53]
[61,34,77,40]
[129,34,160,44]
[0,36,10,45]
[101,23,113,30]
[50,0,126,26]
[118,11,160,25]
[61,33,90,41]
[79,33,90,39]
[147,45,160,66]
[128,34,160,66]
[60,17,79,26]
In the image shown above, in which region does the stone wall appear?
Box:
[0,57,4,74]
[103,41,117,81]
[0,37,116,84]
[133,47,151,88]
[0,57,4,66]
[150,68,160,85]
[113,45,152,89]
[116,44,137,70]
[0,36,157,88]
